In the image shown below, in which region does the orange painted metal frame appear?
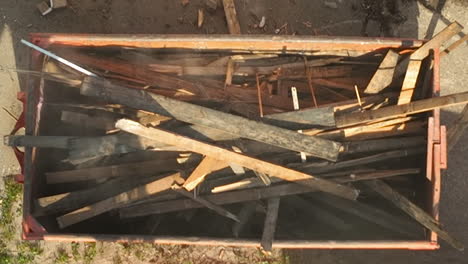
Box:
[17,33,444,250]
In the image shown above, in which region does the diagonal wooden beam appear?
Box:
[81,77,342,161]
[115,119,358,200]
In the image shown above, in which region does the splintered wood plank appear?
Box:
[335,91,468,128]
[116,119,358,200]
[183,156,228,191]
[57,172,184,228]
[364,50,399,94]
[82,77,342,161]
[440,34,468,57]
[365,180,464,251]
[397,60,422,105]
[222,0,241,34]
[261,198,280,252]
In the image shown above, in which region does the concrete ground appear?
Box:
[0,0,466,263]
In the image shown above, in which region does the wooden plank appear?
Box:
[365,180,464,251]
[57,172,184,228]
[82,77,342,161]
[222,0,241,34]
[172,185,240,222]
[262,106,336,128]
[447,104,468,151]
[4,135,73,149]
[395,22,463,77]
[120,169,419,218]
[364,50,399,94]
[397,60,422,105]
[116,119,358,200]
[211,168,420,194]
[46,157,181,184]
[183,156,228,191]
[335,91,468,128]
[36,172,176,216]
[261,198,280,252]
[341,136,425,154]
[296,148,424,174]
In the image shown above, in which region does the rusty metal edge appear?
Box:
[29,33,424,52]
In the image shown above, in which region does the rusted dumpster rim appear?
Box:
[29,33,425,52]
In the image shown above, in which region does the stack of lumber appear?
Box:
[8,22,467,251]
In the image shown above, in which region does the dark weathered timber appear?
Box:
[365,180,464,251]
[335,91,468,128]
[46,157,181,184]
[119,169,417,218]
[341,136,426,154]
[82,77,341,161]
[57,172,184,228]
[364,50,399,94]
[262,106,335,128]
[307,192,422,238]
[261,198,280,252]
[172,186,240,222]
[296,148,424,174]
[4,135,73,149]
[116,119,357,200]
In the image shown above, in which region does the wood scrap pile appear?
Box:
[8,22,468,251]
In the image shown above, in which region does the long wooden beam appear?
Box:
[335,91,468,127]
[116,119,358,200]
[82,77,342,161]
[261,198,280,252]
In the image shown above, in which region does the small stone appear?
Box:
[323,0,338,9]
[36,1,52,16]
[52,0,68,9]
[259,16,266,28]
[205,0,217,11]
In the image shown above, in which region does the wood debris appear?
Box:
[14,28,466,250]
